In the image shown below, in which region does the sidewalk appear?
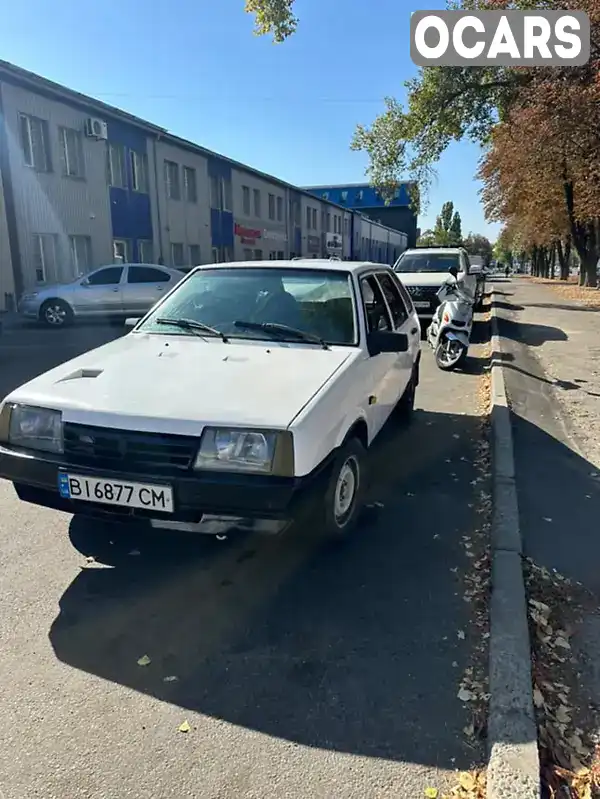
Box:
[494,278,600,786]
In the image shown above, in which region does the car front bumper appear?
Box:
[18,299,43,319]
[0,444,332,533]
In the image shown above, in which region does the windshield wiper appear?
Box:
[155,317,229,342]
[234,320,329,349]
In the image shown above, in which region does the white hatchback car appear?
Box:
[0,260,421,539]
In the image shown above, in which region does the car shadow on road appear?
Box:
[49,407,490,772]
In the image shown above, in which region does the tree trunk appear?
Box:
[563,180,598,288]
[556,239,570,281]
[548,244,556,279]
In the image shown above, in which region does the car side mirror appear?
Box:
[125,317,141,329]
[366,330,409,357]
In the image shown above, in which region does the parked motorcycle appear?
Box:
[427,268,474,371]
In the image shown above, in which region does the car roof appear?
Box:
[93,263,183,274]
[187,259,395,275]
[401,247,464,255]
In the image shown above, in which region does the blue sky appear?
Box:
[0,0,499,240]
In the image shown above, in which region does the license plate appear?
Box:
[58,473,174,513]
[414,301,430,309]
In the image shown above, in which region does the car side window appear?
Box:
[375,272,409,328]
[391,275,415,315]
[86,267,124,286]
[128,266,170,284]
[360,275,393,333]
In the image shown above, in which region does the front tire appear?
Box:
[396,364,418,419]
[40,299,73,328]
[435,335,467,371]
[320,438,366,539]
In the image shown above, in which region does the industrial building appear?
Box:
[0,60,408,313]
[304,183,419,249]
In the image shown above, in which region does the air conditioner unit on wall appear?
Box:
[84,117,108,140]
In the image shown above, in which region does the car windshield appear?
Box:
[395,253,461,273]
[138,267,358,345]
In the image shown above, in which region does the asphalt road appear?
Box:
[0,317,490,799]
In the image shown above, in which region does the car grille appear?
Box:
[407,285,439,301]
[62,423,199,476]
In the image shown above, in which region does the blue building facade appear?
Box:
[305,182,419,248]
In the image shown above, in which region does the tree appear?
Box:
[244,0,297,42]
[464,233,493,268]
[246,0,600,285]
[432,201,462,246]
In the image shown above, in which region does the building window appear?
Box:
[306,206,311,229]
[108,144,126,188]
[277,250,284,259]
[130,151,148,192]
[253,188,261,217]
[212,247,219,263]
[222,178,232,212]
[170,242,184,267]
[59,127,85,178]
[254,249,263,260]
[268,251,277,260]
[242,186,251,215]
[113,239,131,263]
[276,196,283,222]
[312,208,317,229]
[344,217,349,235]
[243,248,253,260]
[189,244,201,265]
[322,192,329,200]
[69,235,92,274]
[294,201,300,226]
[210,175,220,209]
[32,234,56,282]
[327,212,331,232]
[183,167,197,203]
[138,239,154,263]
[165,160,181,200]
[356,190,364,201]
[341,191,348,202]
[268,193,275,220]
[19,114,51,172]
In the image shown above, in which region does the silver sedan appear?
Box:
[18,263,185,327]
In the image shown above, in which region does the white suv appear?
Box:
[393,247,476,322]
[0,260,421,541]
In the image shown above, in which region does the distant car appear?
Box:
[0,259,421,541]
[18,263,185,327]
[393,247,477,323]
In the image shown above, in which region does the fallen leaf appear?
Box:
[458,772,477,791]
[457,687,475,702]
[85,556,95,563]
[457,630,465,640]
[543,517,553,523]
[463,723,475,738]
[424,789,439,798]
[129,549,141,556]
[556,704,571,723]
[137,655,151,667]
[178,720,191,733]
[533,688,544,708]
[555,637,571,650]
[163,675,179,683]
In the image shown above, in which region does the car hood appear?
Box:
[5,334,355,435]
[395,272,449,287]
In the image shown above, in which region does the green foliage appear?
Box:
[431,201,463,246]
[244,0,298,42]
[464,233,493,266]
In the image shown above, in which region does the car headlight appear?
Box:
[3,404,64,454]
[193,427,294,476]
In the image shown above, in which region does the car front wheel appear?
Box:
[321,437,366,539]
[40,299,73,327]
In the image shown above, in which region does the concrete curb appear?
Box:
[486,286,540,799]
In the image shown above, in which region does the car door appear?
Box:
[122,265,173,314]
[374,271,418,406]
[358,273,401,437]
[72,265,125,316]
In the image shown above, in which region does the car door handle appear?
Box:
[112,288,119,292]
